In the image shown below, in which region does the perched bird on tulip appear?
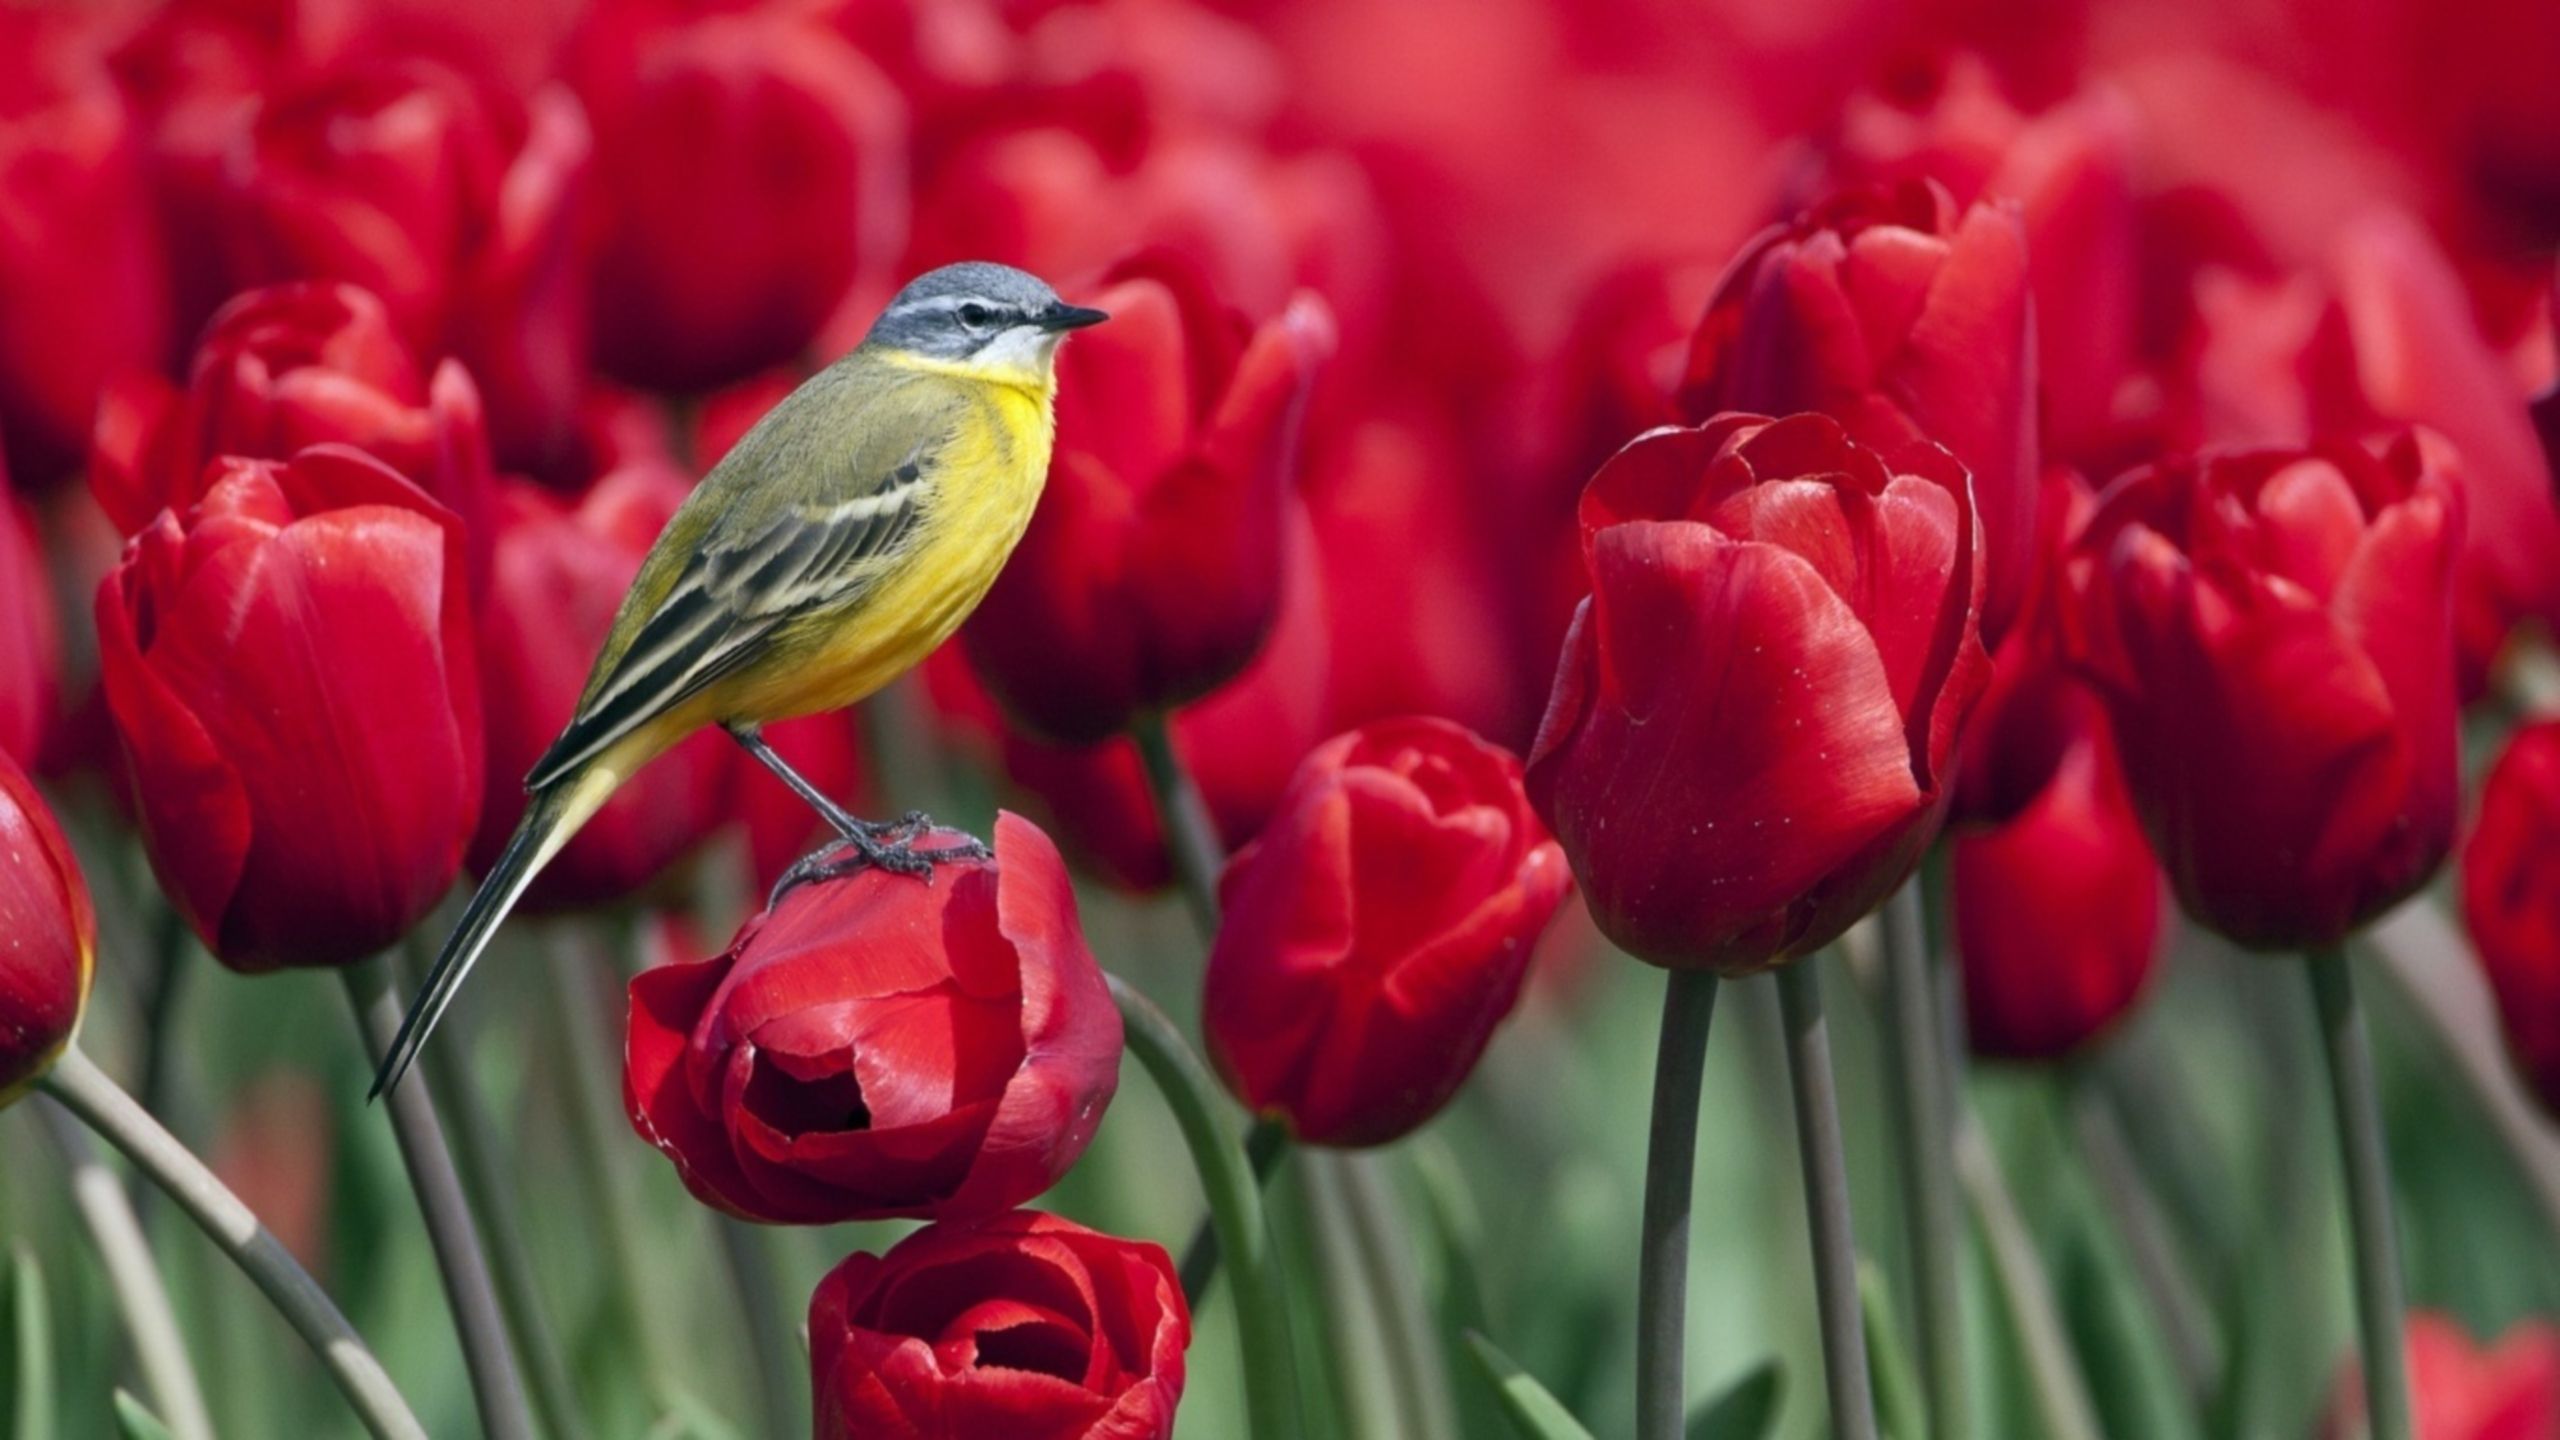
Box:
[374,261,1108,1098]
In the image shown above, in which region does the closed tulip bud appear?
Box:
[810,1212,1188,1440]
[625,814,1120,1223]
[1204,717,1569,1145]
[1950,658,2160,1061]
[473,467,735,911]
[962,251,1332,745]
[571,2,907,392]
[1679,180,2036,639]
[200,55,589,475]
[0,750,93,1105]
[2062,434,2462,950]
[95,447,484,971]
[0,11,170,488]
[91,282,496,556]
[1528,412,1991,973]
[2324,1313,2560,1440]
[0,488,61,765]
[1826,55,2140,465]
[2461,719,2560,1116]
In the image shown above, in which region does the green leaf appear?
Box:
[1461,1330,1599,1440]
[113,1390,176,1440]
[1859,1260,1930,1440]
[2057,1221,2205,1440]
[1686,1359,1784,1440]
[7,1244,55,1440]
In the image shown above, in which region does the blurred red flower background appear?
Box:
[2,0,2557,1435]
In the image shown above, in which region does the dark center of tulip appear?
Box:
[742,1056,871,1135]
[972,1319,1089,1383]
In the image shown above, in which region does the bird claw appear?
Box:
[768,815,988,907]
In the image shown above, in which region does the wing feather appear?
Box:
[525,446,935,789]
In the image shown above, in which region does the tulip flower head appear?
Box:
[0,750,93,1105]
[1528,412,1991,973]
[962,249,1332,744]
[95,446,484,972]
[1679,180,2036,640]
[0,489,60,765]
[1204,717,1570,1146]
[2462,718,2560,1116]
[2324,1312,2560,1440]
[625,813,1122,1223]
[809,1211,1188,1440]
[2061,433,2462,950]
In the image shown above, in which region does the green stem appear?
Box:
[716,1217,801,1438]
[409,979,588,1440]
[1177,1118,1290,1302]
[1953,1114,2103,1440]
[1131,711,1223,935]
[33,1101,216,1440]
[1636,968,1719,1440]
[342,959,537,1440]
[2307,947,2412,1440]
[38,1049,427,1440]
[1777,961,1880,1440]
[1879,883,1966,1440]
[1109,973,1299,1440]
[1338,1152,1460,1440]
[2066,1076,2219,1407]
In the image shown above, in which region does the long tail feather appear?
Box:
[369,785,575,1101]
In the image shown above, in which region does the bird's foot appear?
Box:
[768,816,990,907]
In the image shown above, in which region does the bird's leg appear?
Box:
[725,722,920,841]
[766,828,994,907]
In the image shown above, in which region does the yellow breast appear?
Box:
[726,375,1055,722]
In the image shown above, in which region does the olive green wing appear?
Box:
[525,373,960,789]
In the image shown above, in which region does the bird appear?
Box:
[369,261,1108,1099]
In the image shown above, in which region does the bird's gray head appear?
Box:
[865,262,1108,379]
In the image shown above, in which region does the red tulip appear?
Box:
[95,447,483,971]
[0,488,61,766]
[624,813,1120,1223]
[198,53,589,475]
[1678,180,2037,639]
[472,467,736,912]
[2061,435,2461,950]
[0,10,171,488]
[962,252,1332,744]
[0,749,93,1105]
[571,1,907,392]
[810,1211,1188,1440]
[1826,55,2140,464]
[2461,719,2560,1117]
[90,282,496,554]
[934,507,1331,894]
[1204,717,1569,1145]
[1950,661,2160,1061]
[1526,412,1991,972]
[2325,1313,2560,1440]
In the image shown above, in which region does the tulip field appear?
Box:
[7,0,2560,1437]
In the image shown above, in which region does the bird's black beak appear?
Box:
[1040,302,1110,332]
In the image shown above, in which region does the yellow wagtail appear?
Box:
[371,261,1107,1098]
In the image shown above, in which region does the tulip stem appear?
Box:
[1777,960,1880,1440]
[1636,968,1719,1440]
[1177,1118,1291,1302]
[2306,946,2412,1440]
[341,959,537,1440]
[408,976,589,1440]
[37,1048,427,1440]
[1954,1111,2104,1440]
[1109,972,1300,1440]
[1879,883,1967,1440]
[33,1100,216,1440]
[2066,1077,2219,1407]
[1132,711,1223,934]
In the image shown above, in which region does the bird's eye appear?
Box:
[959,303,993,330]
